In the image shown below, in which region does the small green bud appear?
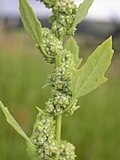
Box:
[49,1,77,38]
[59,141,76,160]
[30,111,58,159]
[42,28,63,63]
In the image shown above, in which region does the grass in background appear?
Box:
[0,30,120,160]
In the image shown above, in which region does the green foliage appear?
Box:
[26,145,39,160]
[72,37,113,99]
[19,0,43,45]
[0,33,119,160]
[72,0,94,29]
[64,37,82,68]
[0,101,33,148]
[0,100,38,159]
[0,0,114,159]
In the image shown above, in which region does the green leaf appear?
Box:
[19,0,43,45]
[64,37,82,68]
[72,0,94,28]
[0,101,34,149]
[27,143,39,160]
[72,37,113,98]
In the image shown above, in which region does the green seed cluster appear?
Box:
[18,0,95,159]
[45,50,78,115]
[40,0,58,8]
[30,111,76,160]
[30,1,80,159]
[59,141,76,160]
[31,111,57,159]
[49,1,77,39]
[42,28,63,63]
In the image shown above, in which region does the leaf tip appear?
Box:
[103,36,113,56]
[69,36,75,42]
[0,100,2,105]
[103,77,108,82]
[0,101,5,110]
[106,36,113,46]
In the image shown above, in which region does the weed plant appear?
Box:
[0,0,113,159]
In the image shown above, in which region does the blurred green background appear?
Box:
[0,29,120,160]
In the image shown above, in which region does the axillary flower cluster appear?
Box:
[30,0,79,159]
[0,0,113,160]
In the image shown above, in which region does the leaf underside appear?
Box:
[19,0,43,45]
[72,37,113,98]
[64,37,82,68]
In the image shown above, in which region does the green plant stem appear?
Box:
[55,114,62,159]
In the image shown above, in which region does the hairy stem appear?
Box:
[55,114,62,159]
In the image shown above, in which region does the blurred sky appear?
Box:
[0,0,120,22]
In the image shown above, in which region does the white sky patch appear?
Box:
[86,0,120,22]
[0,0,120,22]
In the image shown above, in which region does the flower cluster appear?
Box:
[65,99,80,116]
[49,1,77,39]
[42,28,63,63]
[45,50,78,115]
[31,1,79,159]
[9,0,98,160]
[39,0,58,8]
[31,111,57,159]
[59,141,76,160]
[30,110,76,160]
